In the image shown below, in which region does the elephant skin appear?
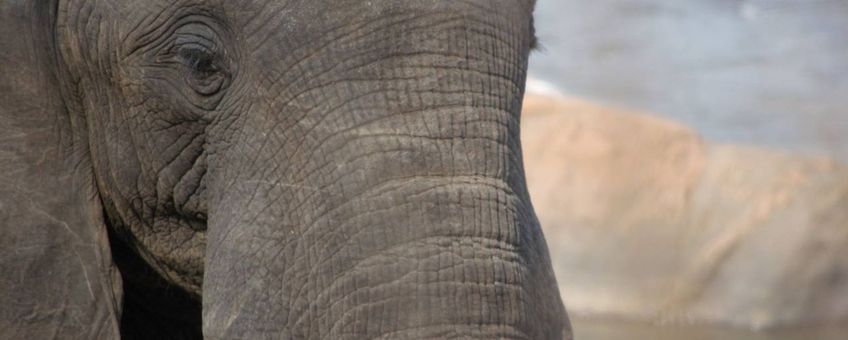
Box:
[522,93,848,330]
[0,1,570,339]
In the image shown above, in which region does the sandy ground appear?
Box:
[520,90,848,330]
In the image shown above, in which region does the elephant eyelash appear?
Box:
[177,46,222,77]
[159,40,221,75]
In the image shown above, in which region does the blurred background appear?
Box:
[529,0,848,161]
[521,0,848,339]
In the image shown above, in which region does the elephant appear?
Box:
[0,0,569,339]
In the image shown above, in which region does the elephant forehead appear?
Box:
[233,0,533,47]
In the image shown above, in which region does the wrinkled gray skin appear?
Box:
[0,0,570,339]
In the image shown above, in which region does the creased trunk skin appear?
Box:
[203,1,568,338]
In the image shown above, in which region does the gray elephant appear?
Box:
[0,0,569,338]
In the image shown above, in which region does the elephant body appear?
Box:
[0,0,569,339]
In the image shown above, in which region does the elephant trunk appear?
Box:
[202,2,568,338]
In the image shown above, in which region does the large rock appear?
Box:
[521,94,848,329]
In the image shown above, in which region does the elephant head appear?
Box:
[0,0,569,338]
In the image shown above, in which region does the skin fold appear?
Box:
[0,0,570,339]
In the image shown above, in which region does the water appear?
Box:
[528,0,848,162]
[572,318,848,340]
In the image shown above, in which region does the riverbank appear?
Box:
[520,87,848,331]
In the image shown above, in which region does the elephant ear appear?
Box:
[0,1,122,338]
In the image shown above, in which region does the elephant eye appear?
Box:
[143,20,233,110]
[178,46,222,78]
[172,44,230,96]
